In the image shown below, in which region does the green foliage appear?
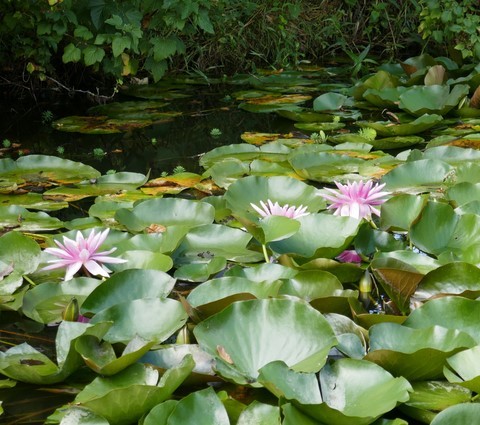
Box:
[419,0,480,61]
[0,0,426,86]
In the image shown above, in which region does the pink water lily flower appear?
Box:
[250,199,309,219]
[336,249,362,264]
[42,229,126,281]
[321,180,390,220]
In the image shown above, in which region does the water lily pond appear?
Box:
[3,55,480,424]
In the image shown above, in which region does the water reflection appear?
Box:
[0,87,295,176]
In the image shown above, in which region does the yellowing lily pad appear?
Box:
[52,116,155,134]
[0,193,68,211]
[238,94,312,113]
[141,173,219,196]
[240,132,306,146]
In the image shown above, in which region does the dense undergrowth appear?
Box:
[1,0,478,98]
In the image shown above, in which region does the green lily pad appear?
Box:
[173,223,262,264]
[193,298,337,386]
[362,87,408,109]
[430,403,480,425]
[0,321,110,384]
[269,214,362,259]
[444,345,480,393]
[236,400,280,425]
[313,92,350,111]
[0,231,41,296]
[71,357,194,425]
[404,297,480,343]
[75,335,155,376]
[187,276,282,317]
[22,277,101,323]
[0,205,63,232]
[0,155,100,185]
[239,94,311,113]
[289,148,393,182]
[381,159,453,192]
[115,197,215,232]
[380,193,428,231]
[140,344,216,378]
[352,70,400,101]
[89,298,188,344]
[399,381,472,424]
[155,387,230,425]
[174,256,227,283]
[365,323,475,380]
[224,175,324,222]
[87,100,180,121]
[300,358,411,425]
[258,360,322,404]
[357,114,443,136]
[415,262,480,301]
[398,84,470,116]
[81,269,175,315]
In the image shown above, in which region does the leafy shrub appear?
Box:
[418,0,480,61]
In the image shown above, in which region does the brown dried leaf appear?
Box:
[216,345,234,364]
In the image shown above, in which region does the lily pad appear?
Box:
[52,115,154,134]
[398,84,470,116]
[269,214,362,259]
[0,321,110,384]
[81,269,176,315]
[89,298,188,344]
[22,277,101,323]
[0,155,100,185]
[404,297,480,343]
[301,358,412,425]
[0,205,64,232]
[70,357,194,425]
[430,403,480,425]
[357,114,443,136]
[115,197,215,232]
[193,298,337,386]
[399,381,472,424]
[365,323,475,380]
[187,276,282,317]
[224,175,324,222]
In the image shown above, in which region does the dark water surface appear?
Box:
[0,86,294,176]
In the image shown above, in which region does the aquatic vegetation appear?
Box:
[321,180,390,220]
[42,229,127,280]
[5,62,480,423]
[210,128,222,137]
[250,200,309,219]
[336,249,362,263]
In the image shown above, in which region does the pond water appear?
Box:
[0,84,294,176]
[0,80,316,424]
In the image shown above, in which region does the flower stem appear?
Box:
[262,244,270,263]
[23,275,37,287]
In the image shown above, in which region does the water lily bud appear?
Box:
[359,270,373,294]
[176,325,190,344]
[62,297,79,322]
